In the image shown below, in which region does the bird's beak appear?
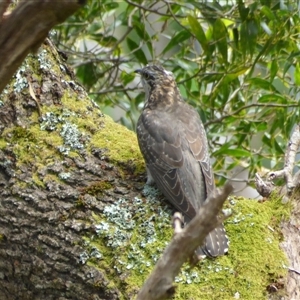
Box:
[134,69,142,74]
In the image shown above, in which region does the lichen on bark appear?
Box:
[0,41,142,300]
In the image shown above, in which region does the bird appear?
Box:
[135,64,228,258]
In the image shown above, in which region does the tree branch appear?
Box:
[268,124,300,194]
[137,182,233,300]
[0,0,10,19]
[255,124,300,198]
[0,0,85,94]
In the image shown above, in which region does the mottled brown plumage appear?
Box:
[135,65,228,257]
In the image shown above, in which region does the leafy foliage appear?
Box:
[54,1,300,189]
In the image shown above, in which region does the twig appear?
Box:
[255,173,274,198]
[288,267,300,275]
[137,183,233,300]
[126,0,171,17]
[268,124,300,194]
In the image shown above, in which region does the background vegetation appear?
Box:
[54,0,300,192]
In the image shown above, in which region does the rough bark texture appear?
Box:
[0,41,143,299]
[280,193,300,299]
[255,124,300,299]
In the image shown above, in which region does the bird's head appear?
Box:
[135,65,181,108]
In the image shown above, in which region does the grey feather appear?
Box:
[136,65,229,257]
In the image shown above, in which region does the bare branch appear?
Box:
[137,183,233,300]
[268,124,300,194]
[255,124,300,198]
[255,173,274,198]
[0,0,85,94]
[126,0,170,17]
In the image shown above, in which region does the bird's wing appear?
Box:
[137,105,213,220]
[181,105,215,196]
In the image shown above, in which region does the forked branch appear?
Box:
[255,124,300,198]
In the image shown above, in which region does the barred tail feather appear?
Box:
[197,224,229,258]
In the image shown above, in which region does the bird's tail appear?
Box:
[197,224,229,258]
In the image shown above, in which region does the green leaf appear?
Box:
[76,62,98,89]
[104,2,119,10]
[295,63,300,86]
[270,109,284,135]
[127,38,147,65]
[240,22,248,58]
[233,27,239,49]
[283,60,293,76]
[262,132,272,148]
[133,18,153,57]
[247,19,259,57]
[255,122,267,132]
[238,0,249,21]
[213,19,228,64]
[258,94,287,104]
[274,139,284,155]
[247,78,277,92]
[240,18,259,58]
[223,68,249,84]
[237,122,251,146]
[92,34,117,47]
[260,5,275,20]
[213,148,251,158]
[270,60,278,82]
[188,15,208,52]
[120,71,135,86]
[162,30,191,54]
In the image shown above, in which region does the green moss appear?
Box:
[1,125,61,170]
[9,126,37,142]
[90,115,144,174]
[67,151,80,158]
[83,189,289,300]
[1,46,144,178]
[32,172,45,188]
[84,181,113,197]
[43,174,61,184]
[173,195,288,300]
[0,138,7,149]
[61,91,94,116]
[29,123,63,148]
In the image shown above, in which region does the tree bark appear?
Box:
[255,124,300,299]
[0,41,134,299]
[280,198,300,300]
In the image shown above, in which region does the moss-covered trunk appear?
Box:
[280,192,300,299]
[0,42,296,300]
[0,41,143,299]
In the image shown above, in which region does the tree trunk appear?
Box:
[0,41,143,299]
[0,41,298,300]
[280,194,300,299]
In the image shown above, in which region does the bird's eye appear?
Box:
[143,73,150,80]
